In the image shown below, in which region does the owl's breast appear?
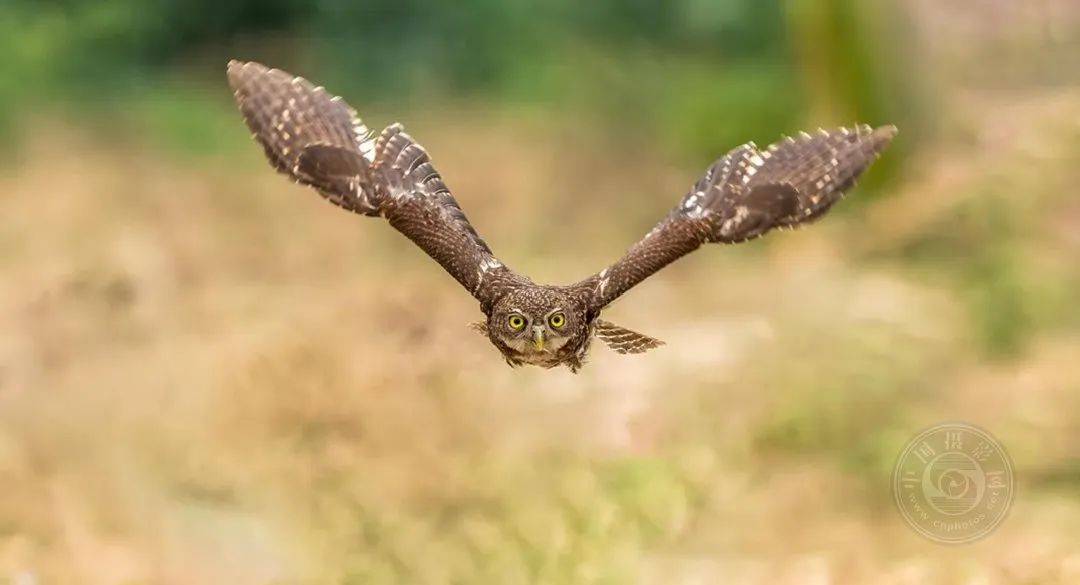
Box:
[494,332,592,371]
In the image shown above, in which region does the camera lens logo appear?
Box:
[892,423,1014,544]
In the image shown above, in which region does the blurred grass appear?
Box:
[1,1,1080,583]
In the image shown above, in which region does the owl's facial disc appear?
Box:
[490,290,579,355]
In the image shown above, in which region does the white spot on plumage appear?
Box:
[682,191,703,212]
[720,205,750,236]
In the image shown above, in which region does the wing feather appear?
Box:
[227,60,524,305]
[228,60,380,215]
[575,125,896,311]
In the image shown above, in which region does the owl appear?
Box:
[227,60,895,372]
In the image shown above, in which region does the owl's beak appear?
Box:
[532,326,545,352]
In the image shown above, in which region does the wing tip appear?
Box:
[226,59,249,77]
[225,59,269,90]
[877,123,899,137]
[871,124,899,152]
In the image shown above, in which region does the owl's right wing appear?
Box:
[574,125,896,312]
[227,60,525,306]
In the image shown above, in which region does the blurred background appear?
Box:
[1,0,1079,583]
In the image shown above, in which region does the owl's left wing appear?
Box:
[574,125,896,311]
[228,60,525,306]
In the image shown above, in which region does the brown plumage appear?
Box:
[227,60,896,372]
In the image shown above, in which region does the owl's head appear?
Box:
[487,287,585,356]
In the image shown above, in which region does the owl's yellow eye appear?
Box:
[549,312,566,329]
[508,314,526,330]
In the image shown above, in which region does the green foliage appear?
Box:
[2,0,917,169]
[957,194,1032,358]
[125,83,251,159]
[784,0,922,192]
[657,60,802,163]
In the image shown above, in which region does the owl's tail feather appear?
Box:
[687,124,896,244]
[594,320,665,355]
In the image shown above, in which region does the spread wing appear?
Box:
[574,125,896,311]
[227,60,524,306]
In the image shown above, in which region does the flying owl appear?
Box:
[227,60,895,372]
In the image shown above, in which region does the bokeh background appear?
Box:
[2,1,1079,583]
